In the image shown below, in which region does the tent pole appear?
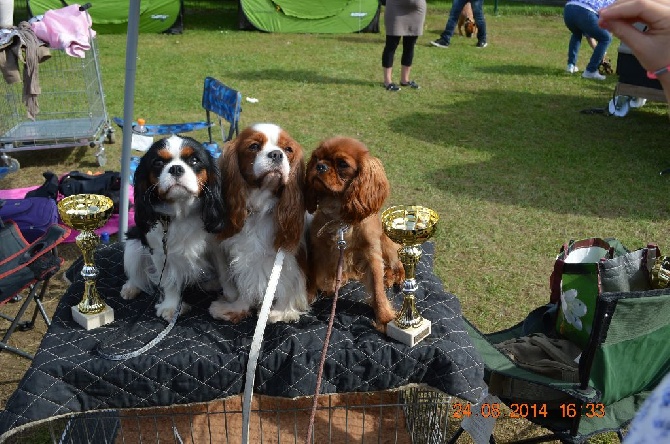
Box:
[118,0,141,242]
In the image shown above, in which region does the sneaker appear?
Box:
[476,40,487,48]
[566,64,579,74]
[400,80,420,89]
[431,38,450,48]
[384,83,401,91]
[582,70,606,80]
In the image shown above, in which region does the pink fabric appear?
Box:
[0,185,135,243]
[30,4,96,58]
[0,186,38,199]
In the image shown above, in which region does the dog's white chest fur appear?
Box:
[222,189,279,279]
[213,188,307,323]
[145,215,216,283]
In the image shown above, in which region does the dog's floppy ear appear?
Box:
[341,154,389,224]
[304,152,319,214]
[133,146,160,233]
[202,151,227,234]
[274,154,306,252]
[218,138,248,239]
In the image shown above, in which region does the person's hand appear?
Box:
[598,0,670,75]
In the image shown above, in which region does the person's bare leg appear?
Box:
[384,67,393,86]
[587,36,597,50]
[400,65,411,84]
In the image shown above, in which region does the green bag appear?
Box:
[550,238,660,349]
[552,238,613,348]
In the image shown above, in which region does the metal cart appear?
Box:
[0,35,114,175]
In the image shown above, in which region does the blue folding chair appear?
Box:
[201,76,242,148]
[113,77,243,157]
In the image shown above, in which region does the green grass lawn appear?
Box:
[3,1,669,334]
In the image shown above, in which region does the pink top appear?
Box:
[30,4,96,58]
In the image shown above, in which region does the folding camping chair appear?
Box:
[112,76,242,153]
[201,76,242,148]
[449,288,670,443]
[0,205,70,359]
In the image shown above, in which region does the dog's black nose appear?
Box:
[316,163,328,173]
[168,164,185,177]
[268,150,284,163]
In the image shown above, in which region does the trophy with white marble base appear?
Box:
[382,205,439,346]
[58,194,115,330]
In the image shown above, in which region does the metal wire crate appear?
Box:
[0,387,452,444]
[0,36,114,173]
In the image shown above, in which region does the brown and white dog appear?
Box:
[121,135,226,321]
[305,136,405,332]
[209,123,309,324]
[458,2,477,38]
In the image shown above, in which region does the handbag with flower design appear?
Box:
[549,238,660,348]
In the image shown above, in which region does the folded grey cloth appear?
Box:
[14,21,50,119]
[0,42,20,84]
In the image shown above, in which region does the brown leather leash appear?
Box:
[304,225,347,444]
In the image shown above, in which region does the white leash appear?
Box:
[241,248,285,444]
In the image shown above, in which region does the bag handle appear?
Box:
[643,243,662,285]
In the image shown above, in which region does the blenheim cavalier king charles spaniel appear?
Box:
[305,136,405,331]
[121,135,226,321]
[209,123,309,324]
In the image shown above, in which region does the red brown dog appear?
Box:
[458,2,477,38]
[305,137,405,332]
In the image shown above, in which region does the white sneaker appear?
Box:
[566,64,579,74]
[582,70,606,80]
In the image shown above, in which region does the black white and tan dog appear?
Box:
[121,135,226,321]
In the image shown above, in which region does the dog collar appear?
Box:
[316,219,350,238]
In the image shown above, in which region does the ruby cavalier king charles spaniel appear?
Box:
[305,136,405,331]
[209,123,309,324]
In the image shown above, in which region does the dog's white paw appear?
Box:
[209,299,250,323]
[155,299,189,322]
[120,283,141,300]
[268,309,302,324]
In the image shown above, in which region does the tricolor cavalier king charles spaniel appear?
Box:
[305,136,405,331]
[121,135,226,321]
[209,123,309,324]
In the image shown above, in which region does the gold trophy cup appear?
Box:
[58,194,115,330]
[382,205,439,346]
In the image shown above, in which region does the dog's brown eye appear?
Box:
[187,156,199,166]
[249,143,260,152]
[337,160,349,169]
[153,159,165,169]
[284,146,293,154]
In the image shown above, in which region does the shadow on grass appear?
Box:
[391,88,670,221]
[476,64,568,76]
[234,68,373,86]
[8,147,99,172]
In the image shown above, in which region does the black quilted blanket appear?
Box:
[0,241,485,435]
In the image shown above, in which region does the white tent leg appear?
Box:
[119,0,142,241]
